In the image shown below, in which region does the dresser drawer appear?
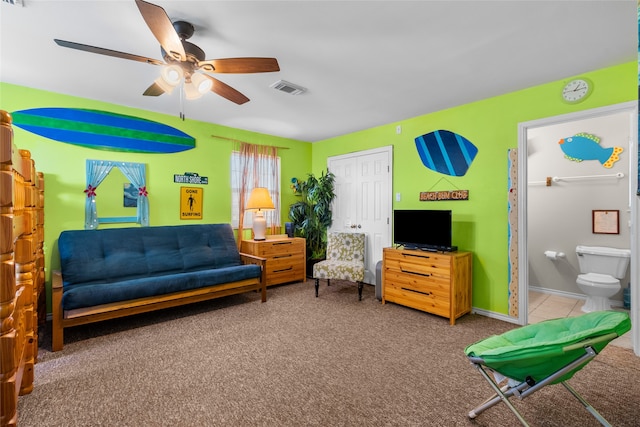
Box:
[384,251,451,279]
[383,284,450,318]
[384,269,450,298]
[253,239,305,257]
[266,253,305,273]
[267,262,305,286]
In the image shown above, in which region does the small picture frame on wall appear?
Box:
[592,210,619,234]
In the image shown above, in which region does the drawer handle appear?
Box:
[400,267,430,277]
[274,267,293,273]
[401,287,431,296]
[274,254,293,259]
[273,242,293,246]
[402,253,430,259]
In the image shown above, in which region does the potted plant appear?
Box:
[288,169,336,272]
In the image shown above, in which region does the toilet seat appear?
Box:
[577,273,620,287]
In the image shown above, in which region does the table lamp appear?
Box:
[246,187,275,240]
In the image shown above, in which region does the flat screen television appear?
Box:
[393,209,456,252]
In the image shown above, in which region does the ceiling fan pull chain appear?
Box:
[179,81,185,121]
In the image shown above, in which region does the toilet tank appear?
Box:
[576,245,631,278]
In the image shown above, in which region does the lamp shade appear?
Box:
[246,187,275,211]
[246,188,274,241]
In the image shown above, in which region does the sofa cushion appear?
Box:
[61,264,262,310]
[58,224,242,285]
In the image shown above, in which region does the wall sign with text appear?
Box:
[180,187,203,220]
[420,190,469,201]
[174,172,208,185]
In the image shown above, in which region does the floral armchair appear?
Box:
[313,232,366,300]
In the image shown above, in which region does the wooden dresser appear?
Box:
[382,247,472,325]
[1,110,44,426]
[241,236,306,286]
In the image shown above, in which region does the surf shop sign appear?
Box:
[174,172,208,185]
[420,189,469,201]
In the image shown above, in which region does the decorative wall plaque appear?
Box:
[420,190,469,201]
[174,172,208,185]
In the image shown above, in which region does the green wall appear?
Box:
[0,83,311,310]
[1,61,635,317]
[311,61,637,315]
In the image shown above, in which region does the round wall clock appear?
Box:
[561,78,593,104]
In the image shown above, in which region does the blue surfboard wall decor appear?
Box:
[11,108,195,153]
[414,130,478,176]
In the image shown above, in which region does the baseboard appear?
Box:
[471,307,520,325]
[529,286,624,308]
[529,286,586,301]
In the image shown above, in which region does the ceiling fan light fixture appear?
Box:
[160,64,184,86]
[154,64,184,94]
[191,72,213,94]
[184,81,204,100]
[153,76,175,94]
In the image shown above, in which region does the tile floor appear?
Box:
[528,291,633,349]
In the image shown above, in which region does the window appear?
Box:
[230,150,281,229]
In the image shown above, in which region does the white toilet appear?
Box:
[575,245,631,312]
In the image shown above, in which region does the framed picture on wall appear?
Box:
[592,210,619,234]
[123,183,138,207]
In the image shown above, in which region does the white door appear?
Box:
[328,146,392,284]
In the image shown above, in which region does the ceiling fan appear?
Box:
[54,0,280,105]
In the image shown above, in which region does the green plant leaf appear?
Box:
[287,169,336,260]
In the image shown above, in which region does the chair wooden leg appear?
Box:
[315,278,319,297]
[358,281,363,301]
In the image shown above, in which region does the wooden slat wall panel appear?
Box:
[0,110,42,427]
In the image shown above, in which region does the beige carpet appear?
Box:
[19,280,640,426]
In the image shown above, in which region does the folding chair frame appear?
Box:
[467,333,618,427]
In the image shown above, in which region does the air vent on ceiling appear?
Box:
[270,80,306,95]
[2,0,24,5]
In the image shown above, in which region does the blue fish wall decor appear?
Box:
[414,130,478,176]
[558,132,623,168]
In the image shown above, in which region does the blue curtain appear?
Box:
[117,162,149,226]
[85,160,114,229]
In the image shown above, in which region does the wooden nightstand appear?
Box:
[241,236,306,286]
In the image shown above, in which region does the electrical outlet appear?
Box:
[396,125,402,134]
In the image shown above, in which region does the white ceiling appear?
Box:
[1,1,636,142]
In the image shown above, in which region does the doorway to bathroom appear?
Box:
[517,101,638,355]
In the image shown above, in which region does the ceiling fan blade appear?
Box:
[143,81,165,96]
[198,58,280,74]
[202,75,250,105]
[54,39,164,65]
[135,0,186,62]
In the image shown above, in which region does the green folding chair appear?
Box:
[465,310,631,427]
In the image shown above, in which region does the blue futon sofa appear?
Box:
[52,223,266,351]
